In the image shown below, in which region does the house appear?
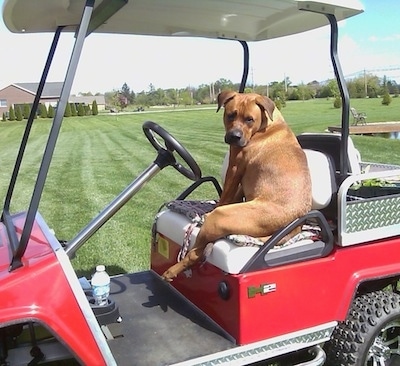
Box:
[0,82,106,115]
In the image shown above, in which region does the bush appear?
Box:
[92,100,98,115]
[23,104,30,119]
[8,106,15,121]
[2,113,6,122]
[274,99,283,110]
[333,96,342,108]
[15,106,23,121]
[71,103,77,116]
[77,103,85,116]
[39,104,48,118]
[48,105,55,118]
[64,102,71,117]
[382,92,392,106]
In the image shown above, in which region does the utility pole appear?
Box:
[364,69,367,98]
[284,73,288,92]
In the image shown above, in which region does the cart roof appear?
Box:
[3,0,363,41]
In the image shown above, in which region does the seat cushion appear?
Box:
[156,209,260,274]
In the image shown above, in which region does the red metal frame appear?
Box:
[151,234,400,345]
[0,213,110,365]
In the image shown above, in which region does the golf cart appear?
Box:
[1,0,400,365]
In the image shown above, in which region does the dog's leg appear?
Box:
[161,245,206,281]
[218,147,244,206]
[161,200,298,281]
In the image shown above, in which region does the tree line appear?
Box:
[2,100,99,122]
[106,74,399,110]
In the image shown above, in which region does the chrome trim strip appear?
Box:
[171,322,336,366]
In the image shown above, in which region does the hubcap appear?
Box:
[366,321,400,366]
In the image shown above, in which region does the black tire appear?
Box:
[324,290,400,366]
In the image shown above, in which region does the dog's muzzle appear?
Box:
[225,129,247,147]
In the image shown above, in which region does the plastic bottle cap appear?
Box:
[96,265,105,272]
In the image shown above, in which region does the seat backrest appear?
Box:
[220,149,336,210]
[297,133,361,175]
[304,149,336,210]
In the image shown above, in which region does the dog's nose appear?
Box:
[225,129,244,145]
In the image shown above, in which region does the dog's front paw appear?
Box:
[161,267,178,282]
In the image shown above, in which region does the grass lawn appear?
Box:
[0,97,399,277]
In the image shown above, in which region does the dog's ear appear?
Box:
[216,91,236,112]
[255,96,275,120]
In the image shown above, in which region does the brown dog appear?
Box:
[161,91,311,281]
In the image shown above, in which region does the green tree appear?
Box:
[274,99,283,110]
[135,91,149,107]
[78,103,85,116]
[39,104,48,118]
[317,79,339,98]
[165,88,179,105]
[382,91,392,106]
[71,103,77,116]
[84,105,91,115]
[269,81,286,103]
[15,106,23,121]
[180,89,192,106]
[23,104,30,119]
[48,105,55,118]
[92,100,98,115]
[333,96,342,108]
[64,102,72,117]
[121,83,135,104]
[9,106,15,121]
[2,112,6,121]
[214,78,234,93]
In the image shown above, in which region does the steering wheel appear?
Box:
[142,121,202,181]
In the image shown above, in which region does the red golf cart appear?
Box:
[1,0,400,365]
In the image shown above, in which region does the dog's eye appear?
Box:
[227,112,236,122]
[245,117,254,124]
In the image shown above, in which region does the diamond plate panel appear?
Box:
[346,195,400,233]
[174,325,334,366]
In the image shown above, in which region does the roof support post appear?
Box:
[298,4,351,179]
[9,0,95,271]
[1,26,63,267]
[238,41,249,93]
[325,13,350,180]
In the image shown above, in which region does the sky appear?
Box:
[0,0,399,95]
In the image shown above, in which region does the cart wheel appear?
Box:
[324,290,400,365]
[143,121,201,181]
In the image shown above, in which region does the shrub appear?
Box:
[274,99,283,110]
[15,106,23,121]
[2,113,6,122]
[23,104,30,119]
[48,105,55,118]
[77,103,85,116]
[39,104,48,118]
[92,100,98,115]
[8,106,15,121]
[71,103,77,116]
[64,102,71,117]
[333,96,342,108]
[382,91,392,106]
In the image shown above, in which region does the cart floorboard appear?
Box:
[107,271,235,365]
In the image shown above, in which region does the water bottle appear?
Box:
[91,265,110,306]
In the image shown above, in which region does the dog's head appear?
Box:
[216,91,276,147]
